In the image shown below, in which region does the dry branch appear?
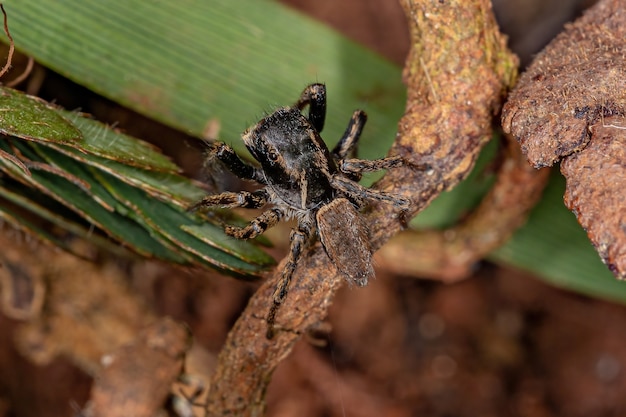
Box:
[376,134,549,282]
[205,0,517,415]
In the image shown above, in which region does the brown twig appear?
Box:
[0,3,14,79]
[376,134,550,282]
[6,56,34,87]
[0,4,35,86]
[205,1,518,415]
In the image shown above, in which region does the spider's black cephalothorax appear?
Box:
[190,83,409,338]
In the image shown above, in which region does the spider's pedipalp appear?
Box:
[210,142,266,184]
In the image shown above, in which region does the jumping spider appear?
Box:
[190,83,410,338]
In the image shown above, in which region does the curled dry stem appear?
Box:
[376,134,550,282]
[205,0,518,415]
[0,4,35,87]
[0,3,14,80]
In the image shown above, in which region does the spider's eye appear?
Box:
[268,150,279,161]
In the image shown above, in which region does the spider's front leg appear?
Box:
[339,154,405,176]
[224,208,283,239]
[332,110,367,160]
[295,83,326,133]
[188,189,268,212]
[266,224,312,339]
[208,142,266,183]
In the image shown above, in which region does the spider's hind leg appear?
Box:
[295,83,326,133]
[266,224,312,339]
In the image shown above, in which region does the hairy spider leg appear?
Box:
[210,142,266,183]
[331,175,411,210]
[266,225,311,339]
[187,189,268,212]
[332,110,367,160]
[224,208,283,239]
[294,83,327,133]
[340,155,404,176]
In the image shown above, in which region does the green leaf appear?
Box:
[0,138,181,260]
[0,0,404,161]
[0,201,88,256]
[1,0,623,300]
[0,87,82,143]
[0,180,134,258]
[91,167,274,275]
[51,113,208,206]
[60,111,181,173]
[0,118,273,275]
[28,141,119,212]
[182,223,275,267]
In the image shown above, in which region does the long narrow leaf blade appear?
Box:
[0,0,622,299]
